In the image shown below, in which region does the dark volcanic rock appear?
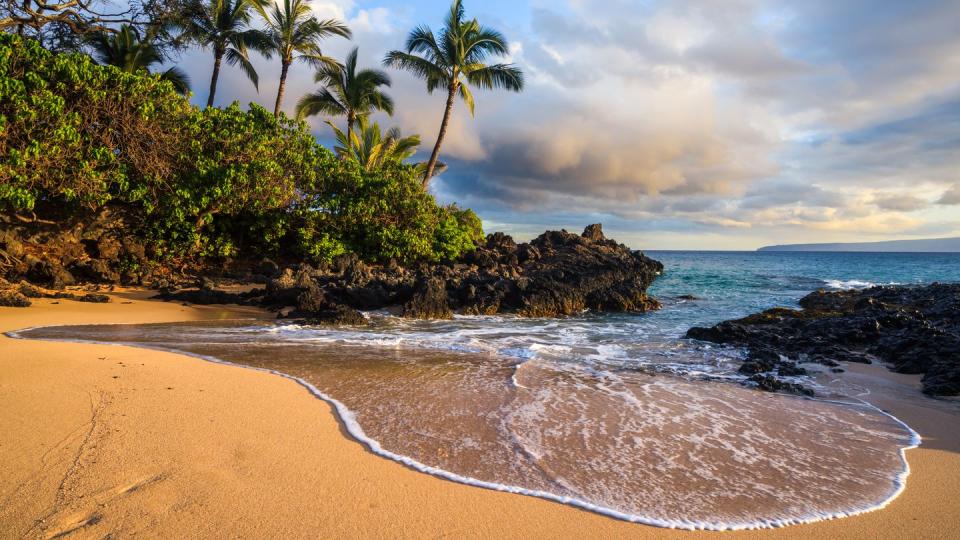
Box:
[749,374,814,397]
[70,258,120,283]
[403,277,453,319]
[28,260,75,289]
[0,290,31,307]
[304,304,367,326]
[282,224,663,322]
[686,284,960,396]
[17,281,44,298]
[76,293,111,303]
[155,288,260,306]
[151,224,663,325]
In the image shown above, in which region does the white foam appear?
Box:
[6,322,923,531]
[822,279,901,290]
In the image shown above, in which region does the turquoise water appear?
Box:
[648,250,960,328]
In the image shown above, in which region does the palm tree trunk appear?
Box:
[347,110,356,148]
[424,83,458,187]
[274,60,290,117]
[207,52,223,108]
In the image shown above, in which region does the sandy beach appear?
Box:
[1,290,958,539]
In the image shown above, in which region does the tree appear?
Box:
[1,1,188,52]
[254,0,351,116]
[326,116,437,173]
[296,46,393,142]
[1,0,137,36]
[383,0,523,186]
[87,24,191,94]
[178,0,271,107]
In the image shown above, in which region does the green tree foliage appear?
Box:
[297,160,483,263]
[296,46,393,140]
[0,34,481,263]
[0,33,192,211]
[87,25,191,95]
[149,102,324,256]
[384,0,523,186]
[326,117,446,178]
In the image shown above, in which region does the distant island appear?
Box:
[758,237,960,252]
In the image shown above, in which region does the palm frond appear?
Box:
[355,68,392,89]
[366,90,395,116]
[415,161,448,178]
[297,17,352,44]
[161,66,192,95]
[458,82,475,116]
[299,53,343,70]
[445,0,465,32]
[225,47,259,89]
[464,26,510,62]
[296,89,347,119]
[405,25,444,60]
[464,63,524,91]
[383,51,449,92]
[237,28,274,56]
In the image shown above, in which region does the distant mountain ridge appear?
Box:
[757,237,960,252]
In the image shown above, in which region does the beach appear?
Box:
[1,290,958,539]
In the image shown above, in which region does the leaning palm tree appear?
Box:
[327,117,446,177]
[178,0,272,107]
[383,0,523,186]
[254,0,351,116]
[87,25,191,95]
[296,47,393,142]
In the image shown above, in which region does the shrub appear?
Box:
[149,103,326,257]
[0,33,190,211]
[434,205,484,262]
[296,161,468,263]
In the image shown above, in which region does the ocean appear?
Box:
[16,251,960,529]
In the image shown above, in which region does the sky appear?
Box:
[170,0,960,250]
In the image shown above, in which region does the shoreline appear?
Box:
[1,290,958,538]
[6,324,925,532]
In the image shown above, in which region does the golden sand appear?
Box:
[1,290,957,539]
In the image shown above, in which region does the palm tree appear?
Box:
[327,117,447,177]
[296,47,393,142]
[178,0,272,107]
[383,0,523,186]
[87,25,191,95]
[254,0,351,116]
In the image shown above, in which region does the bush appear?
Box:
[295,161,483,264]
[149,103,325,257]
[0,33,190,211]
[434,205,484,261]
[0,34,483,265]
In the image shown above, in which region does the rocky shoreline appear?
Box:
[686,284,960,397]
[157,224,664,322]
[6,214,958,400]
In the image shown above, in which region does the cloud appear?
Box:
[872,193,929,212]
[168,0,960,247]
[939,184,960,205]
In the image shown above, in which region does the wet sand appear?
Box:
[1,289,958,538]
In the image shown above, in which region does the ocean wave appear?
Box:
[823,279,879,289]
